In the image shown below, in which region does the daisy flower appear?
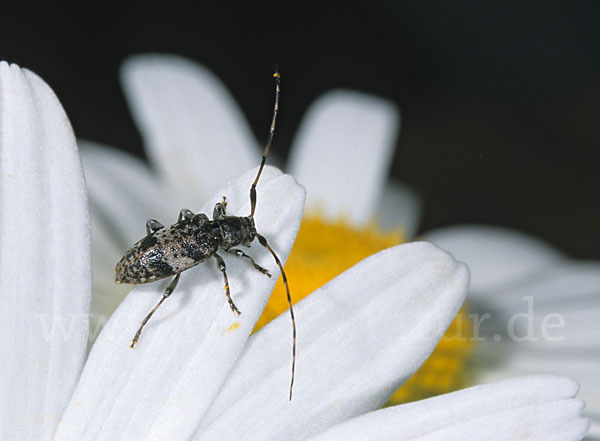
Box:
[79,54,597,438]
[0,61,589,441]
[83,56,462,405]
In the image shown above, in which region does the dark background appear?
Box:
[2,1,599,257]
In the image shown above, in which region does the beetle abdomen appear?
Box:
[115,221,219,284]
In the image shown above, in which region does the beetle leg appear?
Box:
[213,253,241,315]
[146,219,164,235]
[227,248,271,277]
[213,196,228,220]
[178,208,195,222]
[130,272,181,348]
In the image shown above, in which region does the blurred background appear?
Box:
[2,0,599,257]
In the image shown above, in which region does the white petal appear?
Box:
[468,260,600,351]
[121,54,259,204]
[80,140,177,325]
[288,90,399,225]
[479,260,600,311]
[464,259,600,429]
[477,306,600,351]
[55,166,305,441]
[79,139,173,247]
[473,293,600,352]
[474,356,600,436]
[586,422,600,440]
[377,179,422,238]
[306,376,587,440]
[195,241,469,441]
[413,400,588,441]
[85,195,131,338]
[425,225,563,298]
[0,62,91,440]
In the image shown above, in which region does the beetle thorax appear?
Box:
[216,215,256,250]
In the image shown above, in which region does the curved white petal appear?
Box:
[306,376,587,440]
[475,355,600,436]
[462,258,600,432]
[414,400,588,441]
[0,62,91,440]
[288,90,400,225]
[425,225,563,298]
[121,54,259,204]
[194,241,469,441]
[55,166,304,441]
[377,179,421,237]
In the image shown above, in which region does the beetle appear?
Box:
[115,71,297,399]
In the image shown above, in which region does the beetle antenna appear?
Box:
[250,68,280,217]
[256,233,296,400]
[249,69,296,400]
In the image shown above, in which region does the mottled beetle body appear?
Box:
[115,71,297,400]
[115,212,256,284]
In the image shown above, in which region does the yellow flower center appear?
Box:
[254,214,474,404]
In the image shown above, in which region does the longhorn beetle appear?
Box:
[115,70,297,400]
